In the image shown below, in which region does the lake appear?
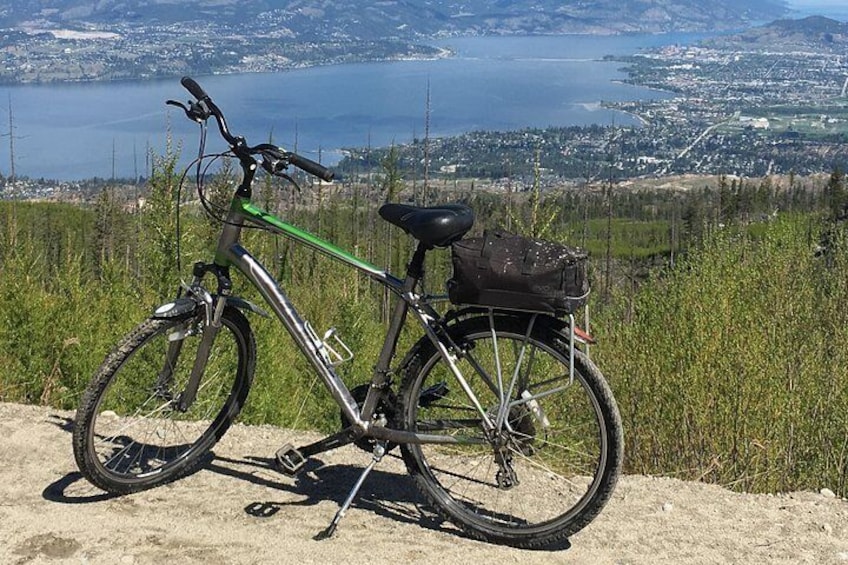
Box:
[0,33,708,181]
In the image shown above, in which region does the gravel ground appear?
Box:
[1,401,847,565]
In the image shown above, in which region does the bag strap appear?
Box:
[521,239,538,274]
[481,230,538,273]
[481,229,505,259]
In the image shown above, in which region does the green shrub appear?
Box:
[595,216,848,495]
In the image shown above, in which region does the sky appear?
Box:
[783,0,848,19]
[786,1,845,5]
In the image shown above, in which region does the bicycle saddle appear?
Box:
[379,203,475,248]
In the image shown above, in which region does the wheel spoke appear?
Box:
[74,308,254,493]
[401,315,622,547]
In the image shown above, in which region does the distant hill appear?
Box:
[1,0,788,36]
[702,15,848,51]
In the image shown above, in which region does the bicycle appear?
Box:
[72,77,623,549]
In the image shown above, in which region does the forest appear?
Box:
[1,144,847,497]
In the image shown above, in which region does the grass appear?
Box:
[2,200,846,496]
[594,216,848,495]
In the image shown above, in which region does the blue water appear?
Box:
[0,33,706,181]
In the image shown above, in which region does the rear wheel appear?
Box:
[399,314,622,548]
[73,306,255,494]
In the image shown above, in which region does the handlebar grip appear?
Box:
[181,76,209,101]
[289,153,335,182]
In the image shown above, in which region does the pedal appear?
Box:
[275,444,306,475]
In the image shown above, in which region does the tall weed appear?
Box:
[595,216,848,495]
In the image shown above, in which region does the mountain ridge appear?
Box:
[0,1,792,84]
[2,0,789,36]
[701,14,848,51]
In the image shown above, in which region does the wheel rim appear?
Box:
[86,315,245,484]
[406,327,609,534]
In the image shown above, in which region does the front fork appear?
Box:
[158,262,233,413]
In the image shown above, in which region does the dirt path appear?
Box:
[1,401,846,564]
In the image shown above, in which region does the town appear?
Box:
[0,21,445,84]
[340,17,848,187]
[2,14,848,201]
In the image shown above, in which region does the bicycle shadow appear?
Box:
[206,452,455,536]
[207,453,570,549]
[42,414,571,550]
[43,414,121,504]
[44,413,198,504]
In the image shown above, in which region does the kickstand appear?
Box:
[314,442,386,540]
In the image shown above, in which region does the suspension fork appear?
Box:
[176,263,233,412]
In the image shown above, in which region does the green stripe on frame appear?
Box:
[238,200,386,276]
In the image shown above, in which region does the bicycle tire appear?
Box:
[73,305,256,494]
[398,314,622,548]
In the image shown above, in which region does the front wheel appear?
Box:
[398,314,622,548]
[73,305,256,494]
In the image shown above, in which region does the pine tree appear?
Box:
[824,165,846,221]
[92,186,121,278]
[142,137,182,298]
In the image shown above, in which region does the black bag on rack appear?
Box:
[447,230,589,316]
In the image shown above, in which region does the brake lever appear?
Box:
[259,152,302,192]
[166,99,212,123]
[166,99,189,111]
[277,172,302,192]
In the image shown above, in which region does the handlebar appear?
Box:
[180,76,209,101]
[288,153,335,183]
[170,76,334,183]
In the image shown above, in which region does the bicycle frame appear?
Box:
[210,190,492,447]
[71,78,620,546]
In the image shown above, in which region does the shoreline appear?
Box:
[0,27,725,87]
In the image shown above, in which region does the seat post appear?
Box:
[405,240,429,287]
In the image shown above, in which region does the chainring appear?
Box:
[339,383,399,453]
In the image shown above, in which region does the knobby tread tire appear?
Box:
[73,306,256,494]
[398,314,623,549]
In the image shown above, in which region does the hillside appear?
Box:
[0,0,791,83]
[2,0,788,35]
[702,15,848,52]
